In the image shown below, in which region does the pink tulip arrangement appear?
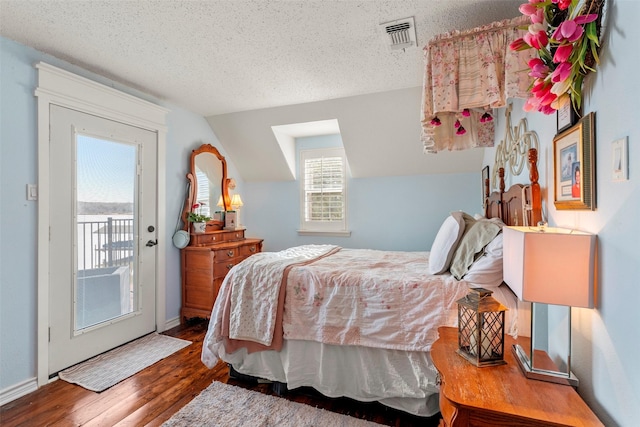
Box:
[510,0,603,115]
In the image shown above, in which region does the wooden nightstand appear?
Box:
[431,326,603,426]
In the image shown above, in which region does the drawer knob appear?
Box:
[250,247,256,253]
[227,250,234,257]
[226,263,234,270]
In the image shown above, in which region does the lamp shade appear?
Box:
[216,195,224,208]
[231,194,243,207]
[503,226,596,308]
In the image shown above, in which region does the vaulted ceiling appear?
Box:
[1,0,523,180]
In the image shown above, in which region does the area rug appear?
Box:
[163,381,382,426]
[58,333,191,392]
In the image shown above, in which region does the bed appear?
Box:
[202,151,542,417]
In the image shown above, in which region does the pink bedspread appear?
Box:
[283,248,470,352]
[207,245,473,356]
[210,245,340,355]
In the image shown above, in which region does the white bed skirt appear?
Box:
[217,338,442,417]
[204,283,519,417]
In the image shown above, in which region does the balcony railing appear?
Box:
[78,217,134,270]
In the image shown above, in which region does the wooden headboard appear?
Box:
[485,148,542,227]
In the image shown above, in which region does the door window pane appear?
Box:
[75,135,137,330]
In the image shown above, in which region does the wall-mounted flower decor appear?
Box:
[510,0,604,115]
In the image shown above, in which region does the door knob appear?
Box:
[146,239,158,247]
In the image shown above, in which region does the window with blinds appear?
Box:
[195,168,211,217]
[299,147,347,233]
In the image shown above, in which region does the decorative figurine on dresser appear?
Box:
[180,143,263,321]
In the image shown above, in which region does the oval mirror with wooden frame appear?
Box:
[181,144,229,233]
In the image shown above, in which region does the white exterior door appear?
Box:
[48,105,158,375]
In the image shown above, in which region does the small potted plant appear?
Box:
[188,203,211,234]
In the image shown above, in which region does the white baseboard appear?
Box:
[0,377,38,406]
[163,316,181,331]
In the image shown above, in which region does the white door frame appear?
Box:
[35,62,169,387]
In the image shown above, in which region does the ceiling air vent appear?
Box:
[380,17,416,51]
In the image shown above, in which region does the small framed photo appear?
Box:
[611,137,629,181]
[553,112,596,210]
[481,165,490,207]
[556,101,579,134]
[224,210,238,229]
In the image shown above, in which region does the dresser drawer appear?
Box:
[222,230,245,242]
[213,260,240,277]
[213,247,239,260]
[183,272,214,311]
[183,248,213,270]
[183,275,223,311]
[191,233,225,246]
[240,242,260,257]
[181,233,263,322]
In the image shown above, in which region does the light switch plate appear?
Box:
[27,184,38,200]
[612,137,629,181]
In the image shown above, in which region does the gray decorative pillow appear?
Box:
[464,233,504,288]
[450,218,501,280]
[428,211,466,275]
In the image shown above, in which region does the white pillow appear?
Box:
[463,233,503,288]
[428,212,466,275]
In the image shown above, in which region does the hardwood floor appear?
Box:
[0,319,441,426]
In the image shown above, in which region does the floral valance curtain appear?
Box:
[421,16,535,153]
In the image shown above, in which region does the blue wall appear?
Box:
[0,38,480,393]
[0,36,479,394]
[0,36,237,391]
[2,1,640,423]
[243,134,480,252]
[482,2,640,424]
[163,106,242,323]
[245,173,480,252]
[0,36,40,395]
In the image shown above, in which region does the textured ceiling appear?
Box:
[0,0,522,117]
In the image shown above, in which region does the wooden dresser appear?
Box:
[180,228,263,321]
[431,326,603,427]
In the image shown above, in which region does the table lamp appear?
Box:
[503,226,596,386]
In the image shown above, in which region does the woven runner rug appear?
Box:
[163,381,382,426]
[58,333,191,392]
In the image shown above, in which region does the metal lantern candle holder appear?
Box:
[456,287,507,367]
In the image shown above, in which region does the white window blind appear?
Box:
[195,167,210,216]
[299,148,348,234]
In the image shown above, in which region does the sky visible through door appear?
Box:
[75,135,137,330]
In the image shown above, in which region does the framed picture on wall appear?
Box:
[553,112,596,210]
[556,101,580,133]
[481,165,490,207]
